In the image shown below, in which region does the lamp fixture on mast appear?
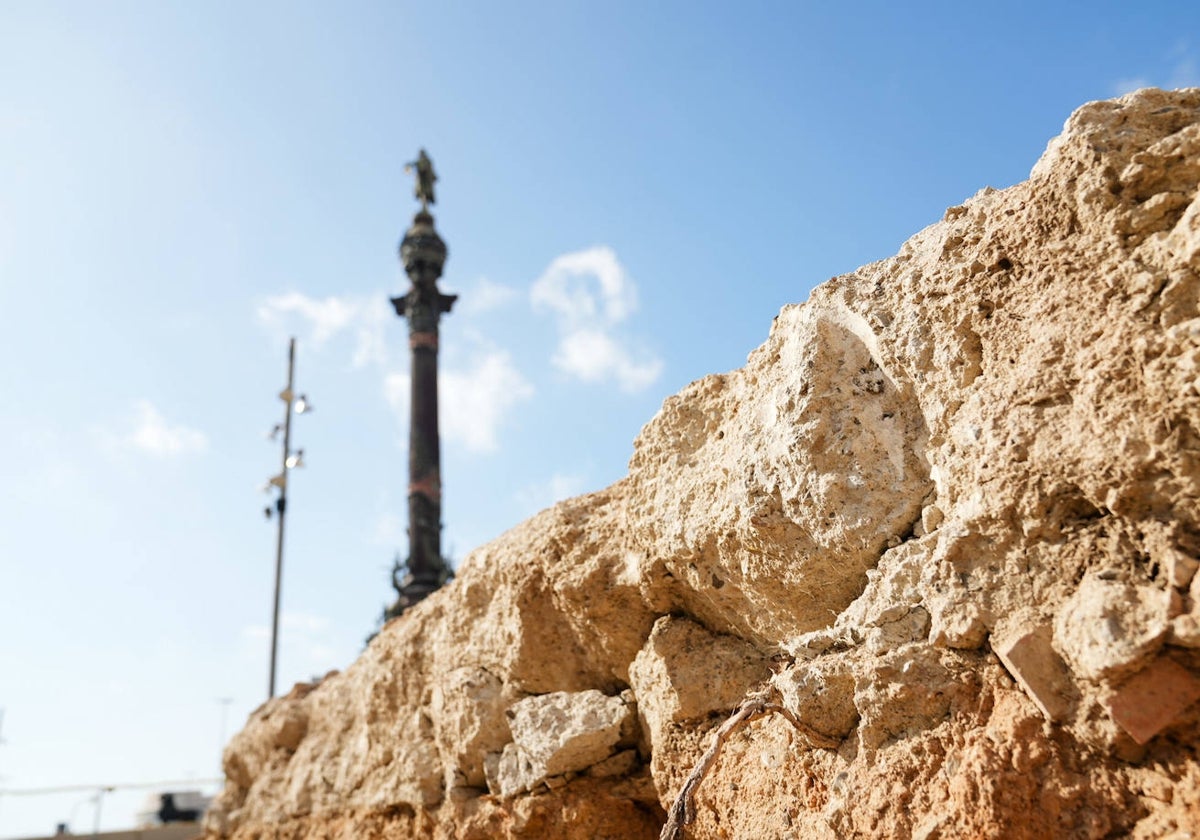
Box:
[262,337,311,700]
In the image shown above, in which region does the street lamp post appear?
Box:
[263,337,311,700]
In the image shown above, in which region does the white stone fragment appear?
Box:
[1055,575,1168,680]
[486,690,632,796]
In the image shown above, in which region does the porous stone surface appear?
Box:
[629,616,772,751]
[484,689,635,796]
[206,88,1200,839]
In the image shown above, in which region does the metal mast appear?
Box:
[267,339,295,698]
[262,338,310,698]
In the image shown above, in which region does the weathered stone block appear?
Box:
[1055,575,1168,680]
[486,689,633,796]
[628,615,770,752]
[772,659,859,738]
[430,666,509,788]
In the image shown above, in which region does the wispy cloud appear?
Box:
[1170,56,1199,88]
[516,472,587,516]
[126,400,207,457]
[372,511,404,546]
[257,292,356,342]
[259,284,535,455]
[532,246,637,325]
[281,611,331,633]
[457,276,518,318]
[1112,49,1200,96]
[443,351,535,452]
[350,297,393,368]
[241,611,330,638]
[552,328,662,391]
[384,346,534,453]
[257,292,391,368]
[531,246,663,392]
[242,610,344,674]
[1112,76,1152,96]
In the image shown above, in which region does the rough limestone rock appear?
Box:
[206,88,1200,839]
[484,689,635,796]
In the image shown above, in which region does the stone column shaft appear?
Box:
[388,209,456,613]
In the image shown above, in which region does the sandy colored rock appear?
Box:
[1055,573,1169,681]
[485,689,633,796]
[629,616,771,749]
[206,88,1200,840]
[430,666,510,789]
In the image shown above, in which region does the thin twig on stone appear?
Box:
[659,689,840,840]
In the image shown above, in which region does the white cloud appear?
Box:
[241,610,344,674]
[531,246,636,326]
[443,351,535,452]
[282,611,331,633]
[257,292,391,369]
[243,611,330,639]
[457,276,517,317]
[1113,77,1151,96]
[261,285,535,454]
[257,292,356,343]
[383,370,410,419]
[242,624,270,641]
[126,400,207,457]
[1170,57,1199,88]
[552,328,663,393]
[530,246,662,392]
[516,472,587,516]
[1112,52,1200,96]
[372,511,404,545]
[384,348,534,454]
[351,297,393,368]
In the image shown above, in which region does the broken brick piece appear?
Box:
[1108,657,1200,745]
[995,626,1077,721]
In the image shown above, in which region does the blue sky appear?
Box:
[1,2,1197,835]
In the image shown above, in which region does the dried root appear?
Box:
[659,687,840,840]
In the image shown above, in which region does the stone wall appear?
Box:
[206,88,1200,839]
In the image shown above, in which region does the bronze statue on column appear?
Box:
[386,150,456,619]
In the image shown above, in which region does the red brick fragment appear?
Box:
[1108,657,1200,745]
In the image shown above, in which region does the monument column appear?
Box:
[387,150,456,618]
